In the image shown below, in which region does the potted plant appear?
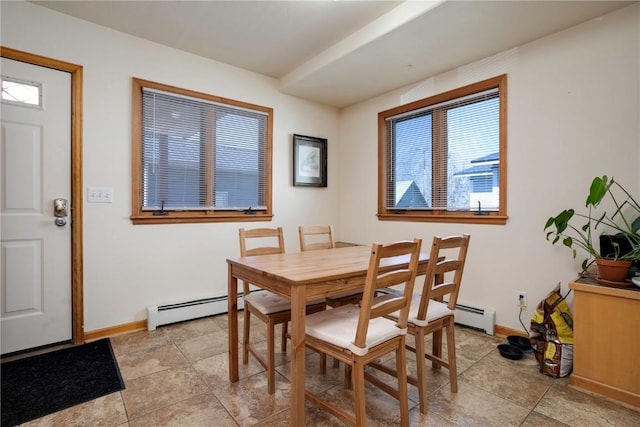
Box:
[544,175,640,284]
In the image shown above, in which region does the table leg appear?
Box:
[228,264,239,382]
[290,284,307,424]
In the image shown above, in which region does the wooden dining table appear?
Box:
[226,244,431,424]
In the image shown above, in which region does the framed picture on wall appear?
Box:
[293,134,327,187]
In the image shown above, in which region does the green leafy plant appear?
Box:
[544,175,640,271]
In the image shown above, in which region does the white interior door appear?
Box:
[1,58,72,354]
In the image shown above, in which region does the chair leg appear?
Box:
[281,321,288,352]
[414,329,428,414]
[446,322,458,393]
[333,357,340,368]
[396,338,410,427]
[344,364,353,390]
[352,361,366,426]
[267,318,276,395]
[319,352,327,375]
[432,329,443,369]
[242,308,250,365]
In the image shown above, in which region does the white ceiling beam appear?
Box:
[280,0,446,91]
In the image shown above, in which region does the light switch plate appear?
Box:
[87,187,113,203]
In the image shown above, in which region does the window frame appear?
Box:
[1,76,43,108]
[377,74,507,225]
[131,78,273,225]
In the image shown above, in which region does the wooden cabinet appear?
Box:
[569,278,640,408]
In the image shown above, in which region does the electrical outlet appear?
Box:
[517,291,527,308]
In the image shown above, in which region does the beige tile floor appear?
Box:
[12,312,640,426]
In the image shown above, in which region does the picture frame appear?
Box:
[293,134,327,187]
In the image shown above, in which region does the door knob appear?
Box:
[54,198,68,226]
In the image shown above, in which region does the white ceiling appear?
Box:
[33,0,634,108]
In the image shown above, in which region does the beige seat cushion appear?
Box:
[245,290,291,314]
[245,290,324,315]
[305,304,406,356]
[382,294,454,327]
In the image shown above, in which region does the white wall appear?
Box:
[1,1,340,331]
[338,4,640,330]
[3,1,639,333]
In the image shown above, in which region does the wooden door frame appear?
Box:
[1,46,84,345]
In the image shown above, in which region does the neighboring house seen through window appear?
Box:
[131,78,273,224]
[378,74,507,224]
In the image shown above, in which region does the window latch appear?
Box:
[244,207,256,215]
[474,201,489,216]
[153,200,169,216]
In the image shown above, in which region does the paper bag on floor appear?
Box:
[529,283,574,378]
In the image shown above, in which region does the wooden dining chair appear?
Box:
[371,234,470,414]
[299,225,364,308]
[303,239,422,426]
[298,224,335,251]
[239,227,325,394]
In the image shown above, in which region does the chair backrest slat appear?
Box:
[239,227,285,295]
[416,234,470,317]
[298,225,335,251]
[374,270,414,290]
[352,239,421,351]
[370,298,405,319]
[239,227,285,257]
[429,283,457,300]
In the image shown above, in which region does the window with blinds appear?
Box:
[131,78,273,224]
[377,74,507,225]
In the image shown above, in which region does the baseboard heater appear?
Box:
[376,288,495,335]
[147,294,495,335]
[147,295,244,331]
[454,302,496,335]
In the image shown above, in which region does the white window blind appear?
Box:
[385,88,500,212]
[141,87,268,211]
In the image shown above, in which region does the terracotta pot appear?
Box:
[595,258,631,283]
